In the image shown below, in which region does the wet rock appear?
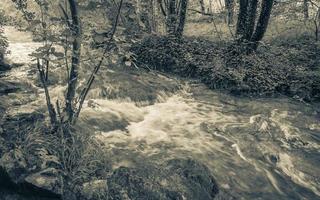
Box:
[0,80,20,95]
[0,62,11,72]
[80,180,108,200]
[106,158,219,200]
[0,149,28,184]
[165,159,219,199]
[0,151,62,199]
[24,168,63,197]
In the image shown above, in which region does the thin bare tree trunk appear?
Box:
[225,0,235,25]
[167,0,177,37]
[199,0,205,13]
[251,0,274,48]
[235,0,274,52]
[244,0,258,40]
[65,0,81,123]
[37,59,57,127]
[157,0,167,16]
[304,0,309,20]
[176,0,188,37]
[236,0,249,38]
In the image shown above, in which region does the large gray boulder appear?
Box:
[0,149,28,184]
[24,168,63,196]
[0,150,60,200]
[0,150,62,199]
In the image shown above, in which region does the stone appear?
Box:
[106,158,219,200]
[0,80,20,95]
[80,180,108,200]
[0,61,11,72]
[165,159,219,200]
[0,150,62,199]
[0,149,28,184]
[24,168,63,197]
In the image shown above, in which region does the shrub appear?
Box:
[131,35,220,77]
[132,35,320,101]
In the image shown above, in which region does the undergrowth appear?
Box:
[6,117,110,200]
[131,35,320,102]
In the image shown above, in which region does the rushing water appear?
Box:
[3,27,320,200]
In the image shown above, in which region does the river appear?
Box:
[3,26,320,200]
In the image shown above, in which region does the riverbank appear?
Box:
[132,35,320,102]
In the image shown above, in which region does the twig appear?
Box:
[37,58,57,127]
[59,3,72,29]
[158,0,167,16]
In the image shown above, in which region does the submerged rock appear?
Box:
[0,80,20,95]
[105,158,219,200]
[87,66,181,104]
[0,61,10,72]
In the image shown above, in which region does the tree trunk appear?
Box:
[140,0,152,33]
[199,0,205,13]
[304,0,309,20]
[166,0,177,37]
[225,0,235,25]
[176,0,188,37]
[236,0,249,38]
[244,0,258,40]
[65,0,81,123]
[251,0,274,49]
[235,0,274,52]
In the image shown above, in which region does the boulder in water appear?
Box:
[105,158,219,200]
[0,61,10,72]
[0,80,20,95]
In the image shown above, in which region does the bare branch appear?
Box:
[37,58,57,127]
